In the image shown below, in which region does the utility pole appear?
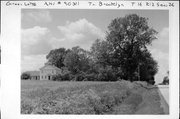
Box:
[138,63,141,81]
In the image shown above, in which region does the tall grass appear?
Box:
[21,81,142,114]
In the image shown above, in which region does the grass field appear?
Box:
[21,80,164,114]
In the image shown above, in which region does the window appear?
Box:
[45,76,46,79]
[42,76,43,79]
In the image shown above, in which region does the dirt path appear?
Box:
[158,85,169,105]
[157,87,169,114]
[112,83,164,114]
[135,87,164,114]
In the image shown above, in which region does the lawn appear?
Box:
[21,80,164,114]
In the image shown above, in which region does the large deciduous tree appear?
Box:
[64,46,90,74]
[46,48,70,68]
[106,14,158,81]
[90,39,113,68]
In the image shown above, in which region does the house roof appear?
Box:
[39,64,61,71]
[24,71,40,76]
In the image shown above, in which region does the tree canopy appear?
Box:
[45,14,159,83]
[46,48,70,68]
[105,14,158,81]
[64,46,90,74]
[90,39,113,67]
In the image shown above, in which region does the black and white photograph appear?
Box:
[1,1,179,119]
[21,9,169,114]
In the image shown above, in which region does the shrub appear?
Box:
[21,73,30,80]
[52,73,73,81]
[52,74,62,81]
[52,66,120,82]
[74,72,85,81]
[148,79,155,85]
[84,73,98,81]
[61,73,71,81]
[97,66,118,81]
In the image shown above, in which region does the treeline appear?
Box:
[47,14,158,84]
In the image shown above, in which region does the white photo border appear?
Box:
[1,1,179,119]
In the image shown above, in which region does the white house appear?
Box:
[39,63,62,80]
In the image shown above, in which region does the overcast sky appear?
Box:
[21,9,169,84]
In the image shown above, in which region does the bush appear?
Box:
[71,71,100,81]
[52,73,74,81]
[21,73,30,80]
[84,73,98,81]
[52,74,61,81]
[72,72,97,81]
[52,66,119,82]
[148,79,155,85]
[97,66,118,81]
[73,72,85,81]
